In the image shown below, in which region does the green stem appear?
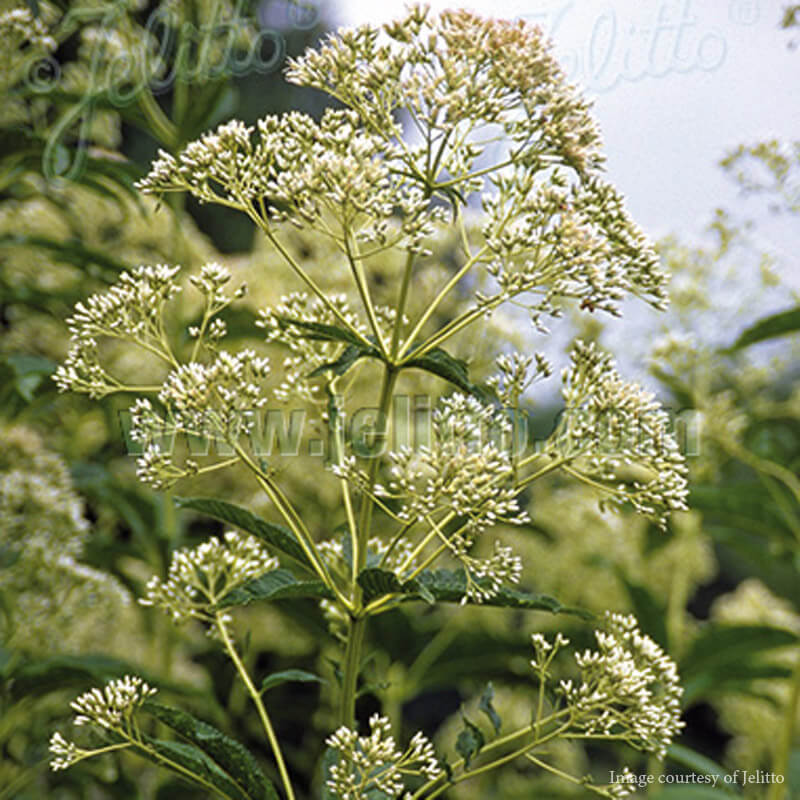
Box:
[390,251,416,359]
[217,615,296,800]
[233,444,343,605]
[525,754,615,798]
[339,615,367,728]
[398,244,489,359]
[338,366,398,726]
[138,88,178,148]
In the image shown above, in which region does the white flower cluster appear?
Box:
[137,110,443,254]
[318,534,418,577]
[326,714,442,799]
[376,394,526,532]
[130,348,270,489]
[49,675,157,771]
[55,264,182,397]
[188,261,248,344]
[558,613,685,759]
[554,340,689,529]
[286,6,603,194]
[478,173,669,319]
[257,292,367,402]
[0,6,56,53]
[49,731,82,772]
[140,532,279,623]
[461,540,523,603]
[70,674,157,729]
[487,351,552,409]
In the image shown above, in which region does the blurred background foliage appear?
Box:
[1,2,799,799]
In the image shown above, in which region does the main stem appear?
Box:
[338,365,398,728]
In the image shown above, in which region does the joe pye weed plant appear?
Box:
[50,7,689,799]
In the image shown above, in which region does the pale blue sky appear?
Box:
[320,0,799,380]
[328,0,797,259]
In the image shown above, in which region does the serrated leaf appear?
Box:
[217,569,332,609]
[478,683,501,734]
[455,716,485,769]
[309,343,379,377]
[357,567,592,618]
[358,567,405,601]
[136,737,255,800]
[260,669,326,693]
[143,702,277,800]
[728,306,800,351]
[404,347,492,401]
[275,317,366,347]
[175,497,312,570]
[417,569,594,619]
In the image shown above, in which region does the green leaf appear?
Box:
[275,317,366,347]
[404,347,492,401]
[143,702,277,800]
[681,624,799,704]
[7,654,146,701]
[217,569,332,609]
[666,744,735,787]
[690,484,792,537]
[728,306,800,351]
[309,343,379,377]
[260,669,326,693]
[136,737,259,800]
[683,662,793,706]
[357,567,593,618]
[455,715,485,769]
[320,747,340,800]
[4,354,56,402]
[175,497,312,570]
[478,683,501,735]
[357,567,405,601]
[0,233,131,276]
[619,573,668,648]
[6,653,206,704]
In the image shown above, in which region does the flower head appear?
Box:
[552,340,689,528]
[140,532,279,623]
[326,714,442,799]
[70,674,157,730]
[558,613,684,758]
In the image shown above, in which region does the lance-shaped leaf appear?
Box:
[143,702,277,800]
[175,497,312,570]
[357,567,593,619]
[260,669,326,694]
[309,342,380,377]
[403,347,493,401]
[217,569,332,609]
[274,317,366,347]
[680,624,800,704]
[134,735,273,800]
[727,306,800,351]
